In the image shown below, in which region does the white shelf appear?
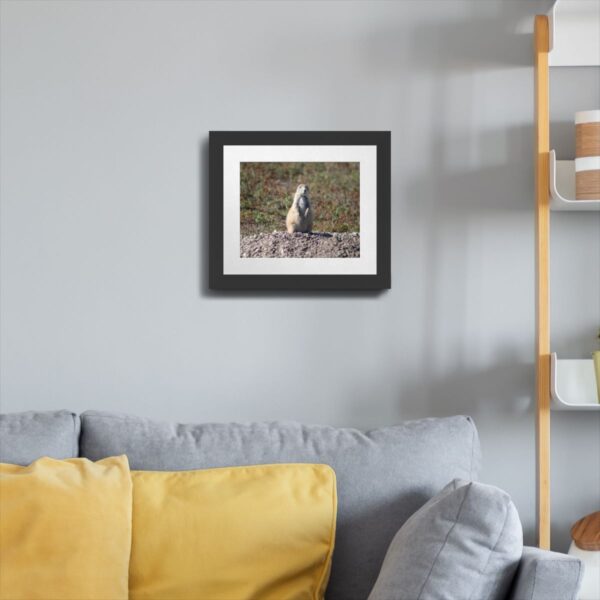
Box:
[548,0,600,66]
[549,151,600,211]
[551,353,600,411]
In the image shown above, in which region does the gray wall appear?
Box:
[1,0,598,551]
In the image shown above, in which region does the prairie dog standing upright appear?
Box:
[286,184,314,233]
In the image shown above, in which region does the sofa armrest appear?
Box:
[507,546,583,600]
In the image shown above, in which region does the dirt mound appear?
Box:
[240,232,360,258]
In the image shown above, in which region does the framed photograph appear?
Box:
[209,131,390,290]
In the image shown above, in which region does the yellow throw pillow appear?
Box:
[0,456,132,600]
[130,463,337,600]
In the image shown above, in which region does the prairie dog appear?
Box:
[286,184,314,233]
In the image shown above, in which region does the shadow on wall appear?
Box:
[361,0,543,421]
[362,0,546,73]
[397,350,534,421]
[396,122,533,421]
[337,345,534,434]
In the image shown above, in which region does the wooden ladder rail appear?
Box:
[534,14,551,550]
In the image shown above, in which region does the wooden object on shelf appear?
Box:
[571,511,600,551]
[576,111,600,199]
[576,127,600,157]
[576,125,600,157]
[576,167,600,200]
[534,13,551,551]
[576,111,600,158]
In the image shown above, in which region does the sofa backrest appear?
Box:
[80,411,481,600]
[0,410,80,465]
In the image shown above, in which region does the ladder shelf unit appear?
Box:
[534,0,600,550]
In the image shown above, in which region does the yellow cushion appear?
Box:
[0,456,132,600]
[130,463,337,600]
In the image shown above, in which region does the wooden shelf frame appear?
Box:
[534,14,551,551]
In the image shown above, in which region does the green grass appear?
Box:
[240,162,360,235]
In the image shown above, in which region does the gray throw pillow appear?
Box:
[368,479,523,600]
[0,410,80,465]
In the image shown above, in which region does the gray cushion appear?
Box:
[507,546,583,600]
[80,411,481,600]
[0,410,80,465]
[368,479,523,600]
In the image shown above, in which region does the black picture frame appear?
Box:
[209,131,391,291]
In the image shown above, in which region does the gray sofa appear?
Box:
[0,410,583,600]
